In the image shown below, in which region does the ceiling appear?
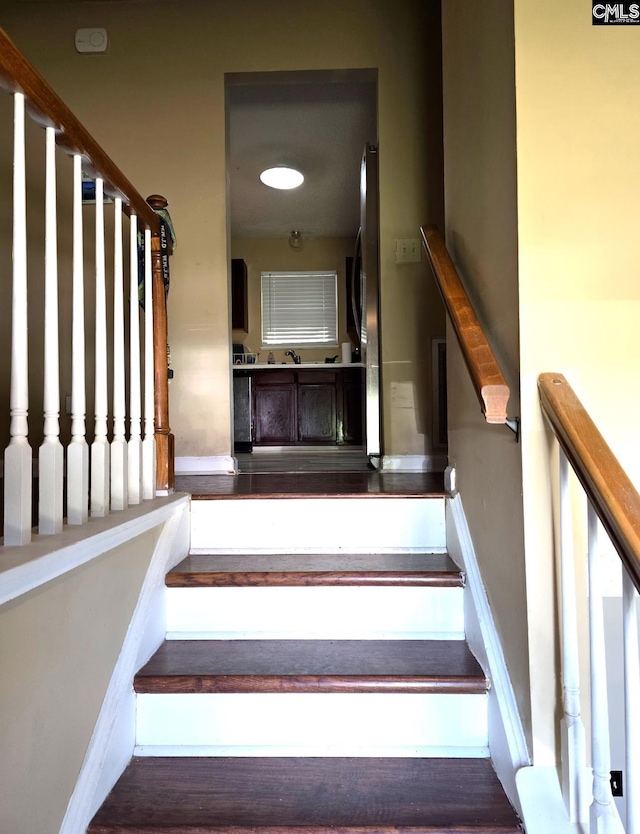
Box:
[228,71,377,240]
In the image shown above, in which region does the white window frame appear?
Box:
[261,270,339,349]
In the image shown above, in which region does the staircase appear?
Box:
[88,488,522,833]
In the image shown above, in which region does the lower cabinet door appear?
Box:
[341,375,364,445]
[298,383,337,443]
[254,384,296,444]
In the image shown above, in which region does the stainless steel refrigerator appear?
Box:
[351,144,381,464]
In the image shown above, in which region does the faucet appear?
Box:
[285,349,301,364]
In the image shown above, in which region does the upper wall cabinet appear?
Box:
[231,258,248,331]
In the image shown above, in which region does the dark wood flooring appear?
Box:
[235,450,372,473]
[167,552,463,587]
[175,471,445,499]
[134,639,487,694]
[88,757,523,833]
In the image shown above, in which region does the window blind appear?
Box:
[261,270,338,348]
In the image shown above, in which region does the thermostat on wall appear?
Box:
[75,28,108,54]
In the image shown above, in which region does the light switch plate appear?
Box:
[395,238,421,263]
[75,28,108,53]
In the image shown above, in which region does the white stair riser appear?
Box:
[190,497,446,552]
[135,692,488,754]
[165,586,464,639]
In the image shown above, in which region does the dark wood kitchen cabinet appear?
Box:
[253,371,296,444]
[298,371,337,444]
[249,368,363,447]
[231,259,248,332]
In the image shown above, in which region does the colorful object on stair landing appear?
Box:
[137,205,177,307]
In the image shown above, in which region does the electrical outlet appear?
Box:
[610,770,623,797]
[395,238,421,264]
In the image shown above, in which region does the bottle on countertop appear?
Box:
[267,351,275,364]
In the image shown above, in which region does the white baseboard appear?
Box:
[381,454,447,472]
[59,500,190,834]
[175,455,237,474]
[446,494,530,816]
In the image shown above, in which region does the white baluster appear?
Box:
[38,127,64,535]
[90,177,109,516]
[588,505,624,833]
[623,570,639,834]
[128,214,142,504]
[110,197,128,510]
[141,227,156,498]
[66,154,89,525]
[559,450,589,823]
[4,92,32,546]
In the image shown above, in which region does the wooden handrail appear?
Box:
[539,373,640,593]
[0,27,160,234]
[420,226,510,424]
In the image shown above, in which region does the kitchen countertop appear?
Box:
[232,362,365,370]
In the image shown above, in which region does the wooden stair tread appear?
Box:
[167,552,463,587]
[134,639,487,693]
[176,471,446,499]
[89,756,522,833]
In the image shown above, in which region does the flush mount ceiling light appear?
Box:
[289,230,303,249]
[260,166,304,190]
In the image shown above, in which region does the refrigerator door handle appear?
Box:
[351,226,362,344]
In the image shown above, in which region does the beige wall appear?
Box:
[1,0,445,459]
[513,0,640,762]
[0,527,161,834]
[231,236,353,365]
[444,0,640,765]
[441,2,530,749]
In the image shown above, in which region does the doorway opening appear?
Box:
[225,69,379,474]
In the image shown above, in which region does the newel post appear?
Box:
[146,194,175,494]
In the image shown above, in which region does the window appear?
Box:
[261,270,338,348]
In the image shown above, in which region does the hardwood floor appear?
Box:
[175,470,445,498]
[134,639,487,694]
[88,757,523,833]
[167,552,463,587]
[236,449,372,473]
[177,445,446,497]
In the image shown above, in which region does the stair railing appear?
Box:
[420,226,517,436]
[421,225,638,830]
[539,373,639,833]
[0,27,174,546]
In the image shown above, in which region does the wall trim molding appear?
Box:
[175,455,237,475]
[0,495,189,608]
[381,454,447,472]
[59,501,190,834]
[446,494,530,813]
